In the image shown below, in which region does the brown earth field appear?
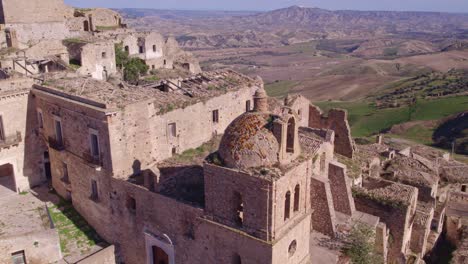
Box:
[194,44,468,101]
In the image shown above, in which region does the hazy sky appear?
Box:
[64,0,468,13]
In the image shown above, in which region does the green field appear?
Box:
[315,96,468,137]
[265,80,299,98]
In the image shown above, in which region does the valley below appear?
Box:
[118,6,468,157]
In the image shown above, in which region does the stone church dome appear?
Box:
[219,112,280,169]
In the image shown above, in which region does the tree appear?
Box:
[115,43,128,69]
[124,58,149,84]
[343,224,383,264]
[114,43,149,83]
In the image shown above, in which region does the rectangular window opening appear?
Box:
[101,52,107,59]
[168,123,177,138]
[62,162,69,183]
[212,110,219,124]
[0,115,4,141]
[11,250,26,264]
[127,195,136,214]
[54,119,63,145]
[90,133,100,159]
[91,180,99,201]
[246,100,251,112]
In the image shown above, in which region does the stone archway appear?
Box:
[152,246,169,264]
[145,232,175,264]
[0,163,16,196]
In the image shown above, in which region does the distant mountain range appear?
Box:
[118,6,468,54]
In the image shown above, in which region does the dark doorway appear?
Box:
[84,20,90,31]
[44,151,51,181]
[286,118,295,153]
[152,246,169,264]
[0,163,16,195]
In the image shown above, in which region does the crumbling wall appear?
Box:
[86,8,122,30]
[204,163,271,240]
[410,209,433,255]
[78,42,117,80]
[0,0,73,24]
[5,22,74,47]
[310,176,336,237]
[354,197,411,262]
[0,83,46,192]
[308,105,355,158]
[328,161,355,216]
[108,86,256,177]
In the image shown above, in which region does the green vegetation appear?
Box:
[48,199,103,256]
[144,75,160,82]
[63,38,88,45]
[315,96,468,137]
[389,125,435,145]
[352,187,406,209]
[383,47,398,57]
[19,191,29,195]
[376,70,468,108]
[96,26,120,31]
[343,224,383,264]
[265,80,298,98]
[115,43,149,83]
[171,138,220,163]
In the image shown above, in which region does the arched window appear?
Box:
[233,192,244,227]
[232,254,242,264]
[288,240,297,257]
[124,46,129,54]
[293,185,300,212]
[286,118,295,153]
[284,191,291,221]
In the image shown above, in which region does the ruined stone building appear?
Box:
[26,72,389,263]
[0,0,200,80]
[1,0,468,264]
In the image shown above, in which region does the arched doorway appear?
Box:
[84,20,90,32]
[152,246,169,264]
[0,163,16,195]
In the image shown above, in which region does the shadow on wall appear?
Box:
[25,93,49,189]
[158,165,205,208]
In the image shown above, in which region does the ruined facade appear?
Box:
[0,0,200,81]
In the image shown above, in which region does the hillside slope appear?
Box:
[433,112,468,155]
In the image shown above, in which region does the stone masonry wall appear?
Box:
[78,42,117,80]
[204,164,272,240]
[328,161,356,216]
[354,197,412,262]
[0,85,46,192]
[273,160,312,239]
[308,105,355,158]
[0,0,72,24]
[108,86,256,177]
[310,176,337,237]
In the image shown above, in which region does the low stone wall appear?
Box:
[76,245,116,264]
